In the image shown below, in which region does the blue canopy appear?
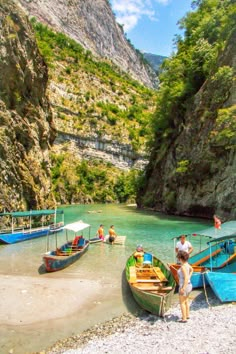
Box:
[0,210,64,217]
[193,221,236,242]
[172,220,236,241]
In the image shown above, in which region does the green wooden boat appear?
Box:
[126,252,176,317]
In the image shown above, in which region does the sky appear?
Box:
[110,0,193,57]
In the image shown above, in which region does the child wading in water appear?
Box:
[177,250,193,322]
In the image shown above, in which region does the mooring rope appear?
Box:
[202,271,211,308]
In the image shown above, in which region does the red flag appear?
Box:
[213,215,221,229]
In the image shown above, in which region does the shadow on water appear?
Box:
[122,205,210,222]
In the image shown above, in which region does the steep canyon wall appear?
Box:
[137,30,236,220]
[0,0,56,211]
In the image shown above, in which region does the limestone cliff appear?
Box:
[17,0,157,88]
[137,29,236,220]
[0,0,56,211]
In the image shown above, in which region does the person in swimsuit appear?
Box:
[108,225,117,244]
[177,250,193,323]
[97,224,104,240]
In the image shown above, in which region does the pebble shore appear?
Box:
[45,293,236,354]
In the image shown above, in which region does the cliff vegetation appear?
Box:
[31,20,157,204]
[137,0,236,220]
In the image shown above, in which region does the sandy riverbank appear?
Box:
[1,273,236,354]
[0,275,102,326]
[0,273,112,354]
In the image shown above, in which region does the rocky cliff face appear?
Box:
[17,0,157,89]
[137,29,236,220]
[0,0,56,211]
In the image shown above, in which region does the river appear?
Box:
[0,204,211,353]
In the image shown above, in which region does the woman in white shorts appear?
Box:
[177,250,193,322]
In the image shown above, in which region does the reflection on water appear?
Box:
[0,204,211,353]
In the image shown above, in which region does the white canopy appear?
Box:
[64,220,90,233]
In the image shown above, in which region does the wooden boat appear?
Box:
[126,252,176,317]
[205,272,236,302]
[43,221,90,272]
[89,236,103,244]
[167,263,209,288]
[104,235,126,245]
[87,210,102,214]
[189,222,236,270]
[0,209,64,244]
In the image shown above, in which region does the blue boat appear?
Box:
[0,210,64,244]
[169,221,236,289]
[205,272,236,302]
[189,221,236,271]
[43,220,90,272]
[168,263,208,289]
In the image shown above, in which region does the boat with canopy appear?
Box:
[0,209,64,244]
[43,220,90,272]
[168,221,236,289]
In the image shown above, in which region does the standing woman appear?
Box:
[177,250,193,322]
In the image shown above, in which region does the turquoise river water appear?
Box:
[0,204,211,353]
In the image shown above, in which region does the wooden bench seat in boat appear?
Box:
[152,267,168,282]
[130,265,168,284]
[136,266,168,282]
[133,284,173,291]
[192,248,222,266]
[136,279,162,283]
[129,266,137,283]
[56,250,71,256]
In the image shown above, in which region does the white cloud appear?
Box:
[111,0,170,32]
[155,0,170,5]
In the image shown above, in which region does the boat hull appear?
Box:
[168,263,209,289]
[43,241,89,272]
[104,235,126,245]
[126,253,176,317]
[205,272,236,302]
[89,237,103,244]
[0,225,63,244]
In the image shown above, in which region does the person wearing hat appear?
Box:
[134,245,144,266]
[97,224,104,241]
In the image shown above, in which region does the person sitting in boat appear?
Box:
[108,225,117,244]
[134,245,144,266]
[175,235,193,255]
[72,235,82,247]
[97,224,104,240]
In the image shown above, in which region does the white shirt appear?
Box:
[176,240,192,253]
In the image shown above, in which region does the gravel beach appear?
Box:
[45,292,236,354]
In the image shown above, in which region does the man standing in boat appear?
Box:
[175,235,193,255]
